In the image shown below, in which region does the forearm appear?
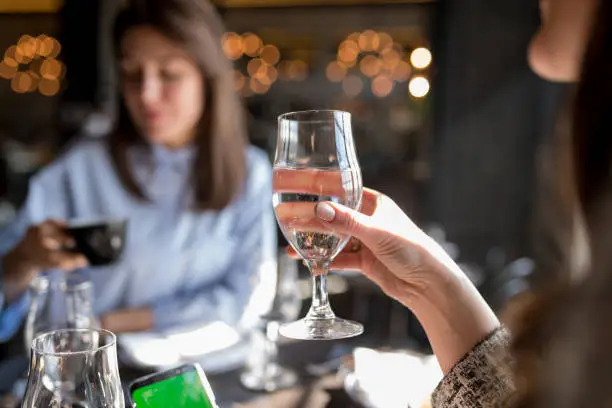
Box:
[101,307,154,334]
[408,269,500,375]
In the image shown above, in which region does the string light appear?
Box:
[38,35,61,58]
[249,77,270,94]
[38,77,60,96]
[410,47,432,69]
[372,74,394,98]
[0,59,17,79]
[247,58,265,77]
[40,58,63,79]
[260,44,280,66]
[2,34,64,96]
[241,33,263,57]
[409,76,430,98]
[359,55,382,78]
[377,32,394,51]
[358,30,380,52]
[221,32,243,60]
[11,72,32,93]
[338,40,360,64]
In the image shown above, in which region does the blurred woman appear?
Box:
[0,0,275,338]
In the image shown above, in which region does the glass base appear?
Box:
[240,364,298,392]
[279,317,363,340]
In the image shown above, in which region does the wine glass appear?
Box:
[241,252,301,391]
[22,328,124,408]
[24,274,99,354]
[272,110,363,340]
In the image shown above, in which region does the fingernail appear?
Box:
[316,203,336,222]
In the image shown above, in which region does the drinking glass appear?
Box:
[241,252,301,390]
[272,110,363,340]
[22,328,124,407]
[24,275,99,353]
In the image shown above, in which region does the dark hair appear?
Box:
[110,0,246,210]
[512,1,612,406]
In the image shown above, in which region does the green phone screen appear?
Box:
[132,370,214,408]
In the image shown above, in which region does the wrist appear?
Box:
[2,251,38,304]
[408,264,499,374]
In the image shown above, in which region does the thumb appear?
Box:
[315,202,372,240]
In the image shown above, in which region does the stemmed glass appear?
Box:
[241,252,302,391]
[272,110,363,340]
[22,328,124,407]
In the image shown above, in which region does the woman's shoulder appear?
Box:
[245,145,272,182]
[32,137,109,184]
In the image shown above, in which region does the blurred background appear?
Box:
[0,0,569,353]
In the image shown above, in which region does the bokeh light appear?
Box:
[342,75,363,98]
[221,32,243,60]
[358,30,380,52]
[260,44,280,66]
[17,35,39,59]
[11,72,32,93]
[338,40,360,64]
[249,77,270,94]
[359,55,382,77]
[372,74,394,98]
[381,48,401,70]
[377,32,394,51]
[40,58,63,79]
[326,61,347,83]
[38,35,61,58]
[0,59,17,79]
[241,33,263,57]
[247,58,265,77]
[410,47,432,69]
[409,76,430,98]
[38,77,60,96]
[391,60,412,82]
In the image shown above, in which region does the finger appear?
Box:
[314,201,373,242]
[361,188,382,216]
[46,252,89,271]
[273,168,348,197]
[275,202,331,232]
[38,222,75,249]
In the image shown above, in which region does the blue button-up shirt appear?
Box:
[0,138,276,341]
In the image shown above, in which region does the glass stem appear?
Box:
[306,262,335,320]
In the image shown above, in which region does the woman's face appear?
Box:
[120,27,204,149]
[528,0,598,82]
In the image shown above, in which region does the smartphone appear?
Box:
[129,364,218,408]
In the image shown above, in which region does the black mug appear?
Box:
[66,219,127,266]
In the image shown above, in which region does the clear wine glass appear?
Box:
[241,252,301,391]
[22,328,125,408]
[272,110,363,340]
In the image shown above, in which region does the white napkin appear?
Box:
[119,321,241,370]
[352,347,442,408]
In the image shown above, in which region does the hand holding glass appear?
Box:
[273,110,363,340]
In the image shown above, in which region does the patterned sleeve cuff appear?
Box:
[431,327,515,408]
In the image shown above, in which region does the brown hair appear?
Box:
[512,1,612,406]
[110,0,246,210]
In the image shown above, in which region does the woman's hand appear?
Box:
[2,220,88,303]
[276,169,499,373]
